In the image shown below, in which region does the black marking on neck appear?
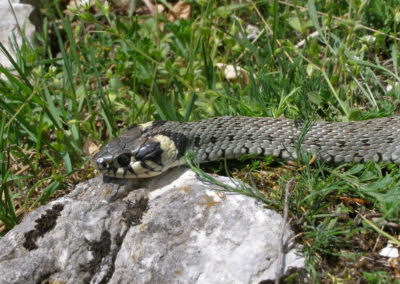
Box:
[135,141,163,164]
[157,131,188,158]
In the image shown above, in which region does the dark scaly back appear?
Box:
[141,116,400,164]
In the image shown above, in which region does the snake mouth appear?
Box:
[95,160,165,179]
[94,153,136,178]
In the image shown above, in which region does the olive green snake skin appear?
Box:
[93,116,400,178]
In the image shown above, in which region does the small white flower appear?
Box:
[216,63,250,83]
[379,242,399,258]
[49,66,57,73]
[246,25,260,41]
[387,82,400,92]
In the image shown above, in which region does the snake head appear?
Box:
[93,122,188,179]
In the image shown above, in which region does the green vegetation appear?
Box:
[0,0,399,282]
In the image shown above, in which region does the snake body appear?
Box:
[93,116,400,178]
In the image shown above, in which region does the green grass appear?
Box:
[0,0,399,282]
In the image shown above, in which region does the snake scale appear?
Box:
[93,116,400,178]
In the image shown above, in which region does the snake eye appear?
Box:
[117,153,131,167]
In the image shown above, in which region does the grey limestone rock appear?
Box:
[0,0,37,70]
[0,168,305,283]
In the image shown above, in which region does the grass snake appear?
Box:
[93,116,400,178]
